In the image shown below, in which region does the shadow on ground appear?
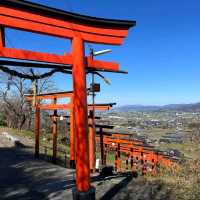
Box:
[0,146,75,200]
[0,144,147,200]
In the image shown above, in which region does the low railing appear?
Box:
[40,145,69,168]
[0,126,12,133]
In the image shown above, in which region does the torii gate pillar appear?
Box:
[52,98,58,164]
[72,36,95,198]
[34,106,40,158]
[70,104,76,169]
[88,110,96,172]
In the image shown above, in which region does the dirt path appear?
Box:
[0,134,75,200]
[0,132,129,200]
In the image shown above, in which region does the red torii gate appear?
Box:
[25,91,115,172]
[96,135,179,173]
[0,0,135,198]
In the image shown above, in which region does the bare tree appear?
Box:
[0,70,55,130]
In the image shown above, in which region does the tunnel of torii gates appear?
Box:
[0,0,136,197]
[25,90,116,172]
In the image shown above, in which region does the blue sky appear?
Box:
[6,0,200,105]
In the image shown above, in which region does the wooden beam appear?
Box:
[87,56,119,71]
[0,47,73,65]
[0,6,130,37]
[0,3,131,45]
[38,104,72,110]
[26,92,73,101]
[88,105,112,111]
[0,15,124,45]
[0,47,120,72]
[30,103,112,111]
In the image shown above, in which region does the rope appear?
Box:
[0,66,72,80]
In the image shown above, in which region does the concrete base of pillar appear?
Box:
[70,160,76,169]
[72,187,95,200]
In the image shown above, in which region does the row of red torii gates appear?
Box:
[0,0,135,199]
[25,90,116,172]
[25,90,178,175]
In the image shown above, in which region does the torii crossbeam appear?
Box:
[0,0,135,198]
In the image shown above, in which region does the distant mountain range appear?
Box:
[113,103,200,112]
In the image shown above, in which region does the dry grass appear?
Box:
[147,159,200,200]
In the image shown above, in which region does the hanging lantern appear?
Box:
[60,115,64,121]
